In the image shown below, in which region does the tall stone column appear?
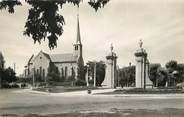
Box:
[102,44,118,88]
[135,56,145,88]
[134,40,153,88]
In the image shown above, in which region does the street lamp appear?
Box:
[86,64,89,87]
[32,67,35,88]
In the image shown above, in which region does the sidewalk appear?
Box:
[50,89,116,96]
[18,88,184,98]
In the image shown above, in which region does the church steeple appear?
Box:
[73,13,84,80]
[76,14,82,44]
[73,14,83,58]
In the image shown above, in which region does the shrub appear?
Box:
[21,83,26,88]
[67,76,75,82]
[2,83,11,88]
[11,84,19,88]
[75,79,86,86]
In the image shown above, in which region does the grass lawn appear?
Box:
[33,86,99,93]
[98,88,184,95]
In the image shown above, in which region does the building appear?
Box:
[24,15,84,82]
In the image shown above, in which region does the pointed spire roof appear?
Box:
[76,14,82,44]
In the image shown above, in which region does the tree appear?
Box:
[149,63,161,87]
[165,60,178,73]
[86,61,105,86]
[118,66,135,87]
[165,60,178,86]
[0,68,3,87]
[47,63,63,82]
[96,61,105,86]
[47,71,62,82]
[34,73,43,82]
[176,64,184,83]
[157,68,168,87]
[1,67,17,83]
[0,0,110,49]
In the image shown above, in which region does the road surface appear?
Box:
[0,89,184,116]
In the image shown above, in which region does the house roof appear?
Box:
[50,53,78,63]
[28,54,34,64]
[42,52,51,60]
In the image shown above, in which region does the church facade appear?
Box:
[24,16,84,82]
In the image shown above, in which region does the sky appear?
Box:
[0,0,184,75]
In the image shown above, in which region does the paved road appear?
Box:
[0,89,184,116]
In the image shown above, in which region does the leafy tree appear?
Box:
[47,71,62,82]
[77,57,85,81]
[0,68,3,87]
[47,63,63,82]
[176,64,184,83]
[75,79,86,86]
[86,61,105,86]
[149,63,161,87]
[67,75,75,82]
[118,66,135,87]
[165,60,178,73]
[1,67,17,83]
[165,60,178,86]
[34,73,43,82]
[157,68,168,87]
[24,1,65,49]
[0,0,22,13]
[88,0,110,11]
[96,61,105,86]
[0,0,110,49]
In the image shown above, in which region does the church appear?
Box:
[24,16,84,82]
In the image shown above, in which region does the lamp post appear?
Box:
[32,68,35,88]
[86,64,89,87]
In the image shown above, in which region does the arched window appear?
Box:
[61,68,64,77]
[71,67,75,77]
[37,69,39,75]
[40,67,42,76]
[43,69,45,78]
[75,46,78,50]
[65,67,68,77]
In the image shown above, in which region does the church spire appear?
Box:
[76,14,82,44]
